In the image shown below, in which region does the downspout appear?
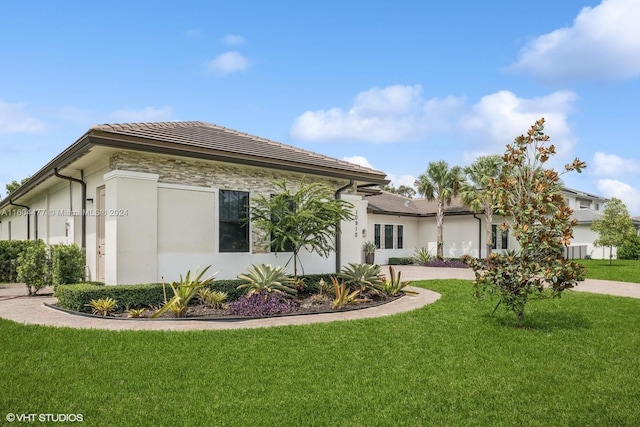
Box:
[9,200,30,239]
[334,179,354,273]
[473,214,482,258]
[54,168,86,249]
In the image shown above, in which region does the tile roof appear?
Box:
[89,121,387,180]
[366,191,472,216]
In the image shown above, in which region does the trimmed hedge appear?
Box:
[388,257,414,265]
[54,274,337,313]
[55,279,247,313]
[0,240,33,283]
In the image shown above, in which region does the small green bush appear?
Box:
[17,240,50,295]
[618,234,640,260]
[50,244,86,288]
[388,257,414,265]
[0,240,31,283]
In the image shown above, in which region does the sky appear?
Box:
[1,0,639,215]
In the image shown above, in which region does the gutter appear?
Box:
[54,168,87,249]
[334,179,354,273]
[473,214,482,258]
[9,200,30,239]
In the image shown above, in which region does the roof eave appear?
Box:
[88,133,389,185]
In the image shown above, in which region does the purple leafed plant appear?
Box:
[228,292,298,317]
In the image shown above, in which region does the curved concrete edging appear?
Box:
[0,285,440,331]
[0,265,638,331]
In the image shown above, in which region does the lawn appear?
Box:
[1,279,639,426]
[580,259,640,284]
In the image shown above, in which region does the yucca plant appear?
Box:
[413,246,433,264]
[331,276,361,309]
[126,308,147,318]
[237,264,297,297]
[338,263,384,296]
[151,266,217,318]
[86,297,117,316]
[382,266,417,297]
[198,288,228,309]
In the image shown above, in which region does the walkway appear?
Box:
[0,266,637,331]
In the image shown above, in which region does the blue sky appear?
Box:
[1,0,639,214]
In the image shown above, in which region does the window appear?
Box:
[397,225,404,249]
[577,198,591,209]
[384,225,394,249]
[491,225,508,250]
[8,221,11,241]
[219,190,249,252]
[374,224,381,249]
[34,213,38,240]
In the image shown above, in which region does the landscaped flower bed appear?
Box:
[52,263,411,320]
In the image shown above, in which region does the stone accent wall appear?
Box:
[109,151,351,254]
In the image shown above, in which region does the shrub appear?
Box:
[198,289,227,309]
[50,244,85,288]
[126,308,147,318]
[17,240,50,295]
[618,234,640,260]
[382,266,416,297]
[331,276,361,309]
[86,298,117,316]
[337,263,384,296]
[152,267,217,318]
[237,264,297,297]
[388,257,414,265]
[228,292,297,317]
[0,240,31,283]
[413,247,433,264]
[55,283,164,312]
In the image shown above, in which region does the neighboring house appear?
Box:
[362,187,631,264]
[0,121,387,284]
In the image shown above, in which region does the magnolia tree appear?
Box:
[465,119,587,324]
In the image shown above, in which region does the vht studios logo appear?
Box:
[5,413,84,423]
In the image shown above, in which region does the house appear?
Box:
[0,121,629,285]
[0,121,388,284]
[361,187,628,264]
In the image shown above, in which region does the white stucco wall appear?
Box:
[367,214,420,264]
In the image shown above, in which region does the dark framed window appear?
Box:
[501,228,509,250]
[8,221,12,241]
[384,224,394,249]
[491,225,508,250]
[374,224,381,249]
[34,213,38,240]
[219,190,249,252]
[397,225,404,249]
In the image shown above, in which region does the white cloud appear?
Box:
[0,99,45,133]
[342,155,416,191]
[290,84,464,143]
[291,85,578,164]
[592,152,640,176]
[342,155,375,169]
[110,106,174,122]
[507,0,640,82]
[596,179,640,214]
[460,90,578,158]
[207,51,250,75]
[386,173,418,189]
[223,34,245,45]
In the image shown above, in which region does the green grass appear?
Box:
[1,280,639,426]
[580,259,640,283]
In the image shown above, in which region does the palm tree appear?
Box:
[415,160,466,259]
[460,155,504,258]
